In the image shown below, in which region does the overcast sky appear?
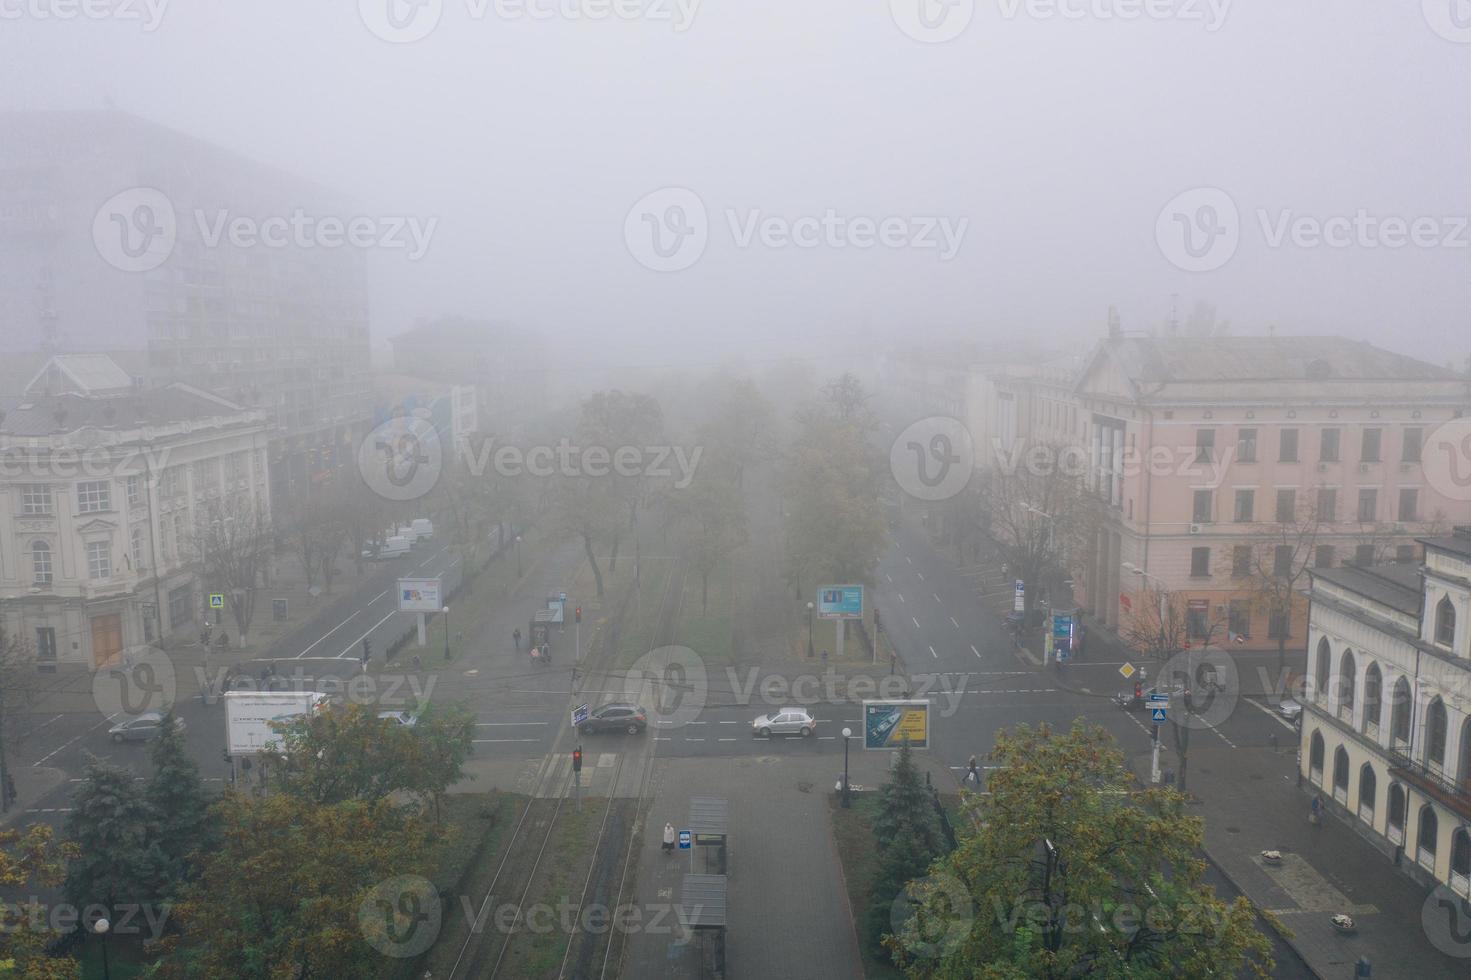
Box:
[2,1,1469,367]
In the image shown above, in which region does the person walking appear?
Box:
[513,628,522,651]
[965,755,981,786]
[663,822,676,854]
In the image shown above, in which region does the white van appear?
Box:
[409,518,434,540]
[363,535,411,560]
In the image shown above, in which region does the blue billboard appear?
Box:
[818,585,864,620]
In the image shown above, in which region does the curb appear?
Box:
[1199,845,1326,980]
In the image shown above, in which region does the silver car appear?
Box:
[109,712,185,743]
[752,707,816,737]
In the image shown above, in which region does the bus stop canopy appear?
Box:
[681,874,727,930]
[689,796,728,842]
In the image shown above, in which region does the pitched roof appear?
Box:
[0,385,252,437]
[1105,335,1457,385]
[25,354,134,396]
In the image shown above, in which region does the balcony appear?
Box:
[1387,748,1471,821]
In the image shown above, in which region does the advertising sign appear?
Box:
[224,691,327,756]
[862,700,930,750]
[1014,580,1025,613]
[398,578,443,613]
[818,585,864,620]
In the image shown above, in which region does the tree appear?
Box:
[887,722,1277,979]
[577,390,665,578]
[698,376,776,490]
[867,741,949,961]
[666,463,749,613]
[63,758,168,915]
[193,497,269,641]
[1245,494,1324,672]
[549,473,623,597]
[146,715,215,895]
[0,620,39,815]
[0,823,81,979]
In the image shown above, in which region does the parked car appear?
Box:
[752,707,817,737]
[363,535,411,560]
[1278,698,1304,724]
[578,703,648,735]
[378,710,418,727]
[109,712,186,743]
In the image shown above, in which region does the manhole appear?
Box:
[1225,826,1241,834]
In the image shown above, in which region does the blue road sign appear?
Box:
[1147,693,1169,704]
[1151,707,1168,723]
[571,703,590,727]
[678,830,692,850]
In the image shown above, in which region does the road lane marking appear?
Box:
[685,737,705,742]
[950,616,960,629]
[912,617,921,630]
[370,589,388,603]
[897,593,906,603]
[718,738,737,742]
[33,713,119,767]
[928,645,938,658]
[905,556,912,564]
[933,592,941,603]
[970,645,981,658]
[473,738,542,743]
[1243,696,1298,731]
[476,722,548,726]
[336,610,396,659]
[296,606,367,658]
[916,571,924,582]
[885,573,892,582]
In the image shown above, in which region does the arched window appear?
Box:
[1453,829,1471,883]
[1437,596,1457,647]
[1333,746,1350,799]
[31,541,52,585]
[1461,719,1471,793]
[1419,806,1440,869]
[1309,730,1325,783]
[1358,764,1376,823]
[1315,637,1331,701]
[1388,783,1407,841]
[1363,663,1383,737]
[1337,648,1357,721]
[1428,698,1449,769]
[1391,677,1412,747]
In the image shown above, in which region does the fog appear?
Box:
[3,1,1469,364]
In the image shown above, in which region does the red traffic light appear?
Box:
[575,606,582,623]
[572,748,583,772]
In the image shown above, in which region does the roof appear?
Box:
[681,874,728,930]
[1419,530,1471,562]
[1312,562,1423,617]
[0,384,253,437]
[0,350,148,397]
[689,797,729,837]
[25,354,135,396]
[1102,335,1458,385]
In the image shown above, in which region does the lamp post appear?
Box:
[841,727,853,808]
[441,605,450,661]
[514,535,523,577]
[93,916,112,980]
[806,601,815,660]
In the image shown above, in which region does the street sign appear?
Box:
[397,578,443,612]
[818,585,864,620]
[678,830,692,850]
[1147,693,1169,704]
[571,703,590,728]
[1013,580,1025,613]
[1119,662,1136,679]
[209,593,225,609]
[1150,707,1168,723]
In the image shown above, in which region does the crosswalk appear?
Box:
[522,750,623,798]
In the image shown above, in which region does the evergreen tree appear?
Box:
[146,714,215,894]
[872,740,944,855]
[63,757,167,914]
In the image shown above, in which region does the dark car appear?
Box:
[578,703,648,736]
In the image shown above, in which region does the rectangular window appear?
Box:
[1275,488,1297,522]
[86,540,111,580]
[1403,427,1423,464]
[1228,600,1251,638]
[1361,427,1382,463]
[1187,603,1209,640]
[31,543,52,585]
[1279,428,1299,463]
[1396,544,1416,564]
[1316,487,1337,522]
[126,475,141,508]
[76,480,111,514]
[1237,428,1257,463]
[1195,429,1215,464]
[1191,547,1211,578]
[1316,545,1336,568]
[1234,489,1255,522]
[168,585,193,629]
[1320,428,1340,463]
[1354,544,1377,566]
[1192,490,1213,524]
[1232,545,1252,578]
[130,524,148,570]
[20,485,53,515]
[35,627,56,665]
[1358,488,1378,522]
[1398,488,1419,522]
[1268,609,1289,639]
[1274,544,1293,577]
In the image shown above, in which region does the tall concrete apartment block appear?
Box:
[0,110,372,496]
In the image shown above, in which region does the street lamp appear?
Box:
[93,916,111,980]
[841,727,853,808]
[806,601,815,660]
[514,535,523,577]
[442,605,451,661]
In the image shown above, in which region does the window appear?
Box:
[1237,428,1257,463]
[1395,544,1416,564]
[1190,547,1211,577]
[126,474,141,507]
[20,485,53,515]
[35,627,56,665]
[1279,428,1299,463]
[1268,608,1289,639]
[1309,731,1324,781]
[1398,488,1419,522]
[1391,677,1412,745]
[1420,806,1439,864]
[1314,637,1331,698]
[1428,698,1449,767]
[1357,488,1377,522]
[1360,765,1377,820]
[1232,545,1252,578]
[1274,544,1293,577]
[1192,490,1213,523]
[159,467,183,499]
[168,585,194,630]
[1361,427,1382,463]
[131,524,148,570]
[1403,427,1423,463]
[1333,747,1350,794]
[1320,427,1340,462]
[1228,600,1251,637]
[1315,544,1336,568]
[1186,603,1209,639]
[31,541,52,585]
[1275,488,1297,522]
[1436,596,1456,647]
[1363,664,1382,735]
[1233,489,1255,522]
[1195,428,1215,463]
[1337,649,1357,716]
[1354,544,1376,566]
[86,540,111,580]
[76,480,111,514]
[1316,487,1337,522]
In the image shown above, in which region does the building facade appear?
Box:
[1302,531,1471,895]
[0,356,271,668]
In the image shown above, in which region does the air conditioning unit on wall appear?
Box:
[1189,524,1202,535]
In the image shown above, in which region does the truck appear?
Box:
[224,691,329,756]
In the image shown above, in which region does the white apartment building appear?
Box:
[1303,528,1471,894]
[0,355,270,668]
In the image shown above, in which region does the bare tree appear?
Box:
[194,497,269,642]
[0,621,35,812]
[1246,495,1324,672]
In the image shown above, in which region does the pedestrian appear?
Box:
[513,628,522,651]
[965,755,980,786]
[663,822,676,854]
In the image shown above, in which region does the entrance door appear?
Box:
[90,614,123,669]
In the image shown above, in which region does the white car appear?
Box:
[1278,698,1303,723]
[378,710,418,727]
[752,707,816,737]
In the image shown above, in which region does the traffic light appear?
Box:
[575,606,582,624]
[362,638,372,661]
[1134,681,1142,699]
[572,747,583,773]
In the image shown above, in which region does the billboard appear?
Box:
[398,578,443,613]
[862,700,929,750]
[224,691,328,755]
[818,585,864,620]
